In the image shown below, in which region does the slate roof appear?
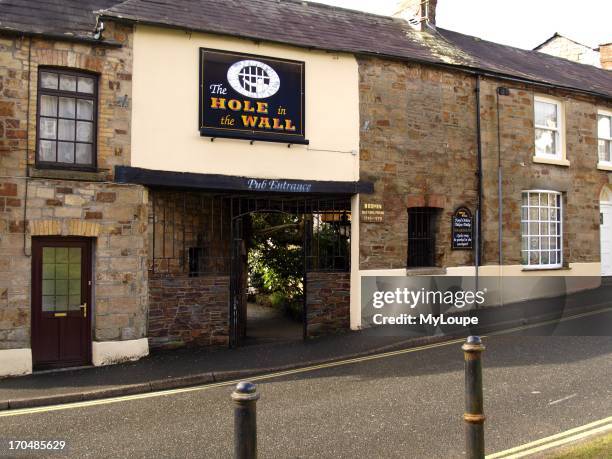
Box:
[436,28,612,98]
[1,0,611,99]
[0,0,119,41]
[97,0,612,99]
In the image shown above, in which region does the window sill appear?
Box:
[597,163,612,172]
[405,267,447,276]
[532,156,570,167]
[29,167,108,182]
[521,266,570,272]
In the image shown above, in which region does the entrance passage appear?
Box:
[146,191,352,350]
[230,196,352,347]
[238,212,305,345]
[31,237,92,369]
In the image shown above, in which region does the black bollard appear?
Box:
[232,381,260,459]
[462,336,486,459]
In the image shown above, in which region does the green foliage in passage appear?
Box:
[248,213,303,300]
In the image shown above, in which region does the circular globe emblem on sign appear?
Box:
[227,59,281,99]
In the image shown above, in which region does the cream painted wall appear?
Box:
[131,25,360,181]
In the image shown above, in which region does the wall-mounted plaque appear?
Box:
[361,202,384,223]
[199,49,307,144]
[452,207,473,250]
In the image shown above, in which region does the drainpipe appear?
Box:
[497,88,502,270]
[22,35,32,257]
[496,86,509,306]
[475,76,483,278]
[496,87,510,269]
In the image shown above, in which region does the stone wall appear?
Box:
[358,57,478,270]
[148,274,230,349]
[0,23,147,352]
[358,56,612,271]
[306,272,350,337]
[479,80,612,266]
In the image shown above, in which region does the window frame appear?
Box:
[406,207,438,269]
[597,109,612,168]
[35,67,99,171]
[521,190,563,270]
[534,95,565,161]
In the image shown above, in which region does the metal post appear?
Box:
[232,381,260,459]
[462,336,486,459]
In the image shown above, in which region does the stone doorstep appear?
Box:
[0,334,453,412]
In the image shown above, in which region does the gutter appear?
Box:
[0,28,123,47]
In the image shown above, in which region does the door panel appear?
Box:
[32,238,92,369]
[602,204,612,276]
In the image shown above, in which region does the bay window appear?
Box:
[521,191,563,269]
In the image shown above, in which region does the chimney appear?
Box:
[393,0,437,30]
[600,43,612,70]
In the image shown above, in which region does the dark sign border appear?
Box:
[451,206,474,250]
[199,48,308,144]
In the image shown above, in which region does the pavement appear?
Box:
[1,279,610,411]
[0,314,610,458]
[0,328,437,411]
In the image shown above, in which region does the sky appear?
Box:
[311,0,612,50]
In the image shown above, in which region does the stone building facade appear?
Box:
[358,59,479,270]
[358,57,612,276]
[0,21,150,375]
[1,0,611,376]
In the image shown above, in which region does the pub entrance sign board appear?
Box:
[199,49,307,144]
[452,207,474,250]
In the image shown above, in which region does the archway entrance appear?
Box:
[229,196,351,347]
[601,186,612,277]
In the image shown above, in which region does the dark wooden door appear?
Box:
[31,237,92,369]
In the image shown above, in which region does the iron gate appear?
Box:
[149,191,352,347]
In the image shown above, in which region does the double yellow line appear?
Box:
[0,337,467,418]
[487,416,612,458]
[1,306,610,419]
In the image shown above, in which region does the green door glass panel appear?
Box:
[41,246,82,312]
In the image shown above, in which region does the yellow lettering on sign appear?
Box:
[242,115,258,128]
[272,118,284,130]
[210,97,226,109]
[284,119,296,131]
[242,100,256,113]
[256,102,269,114]
[258,117,271,129]
[227,99,242,111]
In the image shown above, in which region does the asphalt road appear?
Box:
[1,311,611,459]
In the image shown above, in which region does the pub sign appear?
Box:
[361,202,384,223]
[199,49,307,144]
[451,207,473,250]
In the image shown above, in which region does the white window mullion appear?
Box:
[534,97,564,160]
[521,190,563,269]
